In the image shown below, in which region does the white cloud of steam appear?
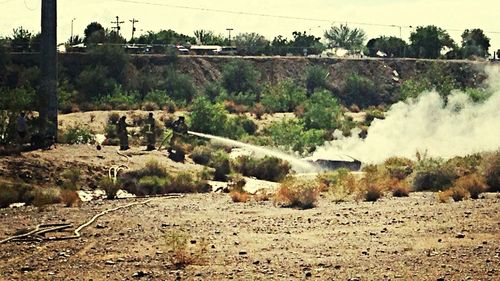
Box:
[314,65,500,164]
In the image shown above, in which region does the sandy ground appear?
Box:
[0,192,498,281]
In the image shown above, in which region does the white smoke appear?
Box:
[314,65,500,164]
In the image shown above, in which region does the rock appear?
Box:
[437,277,445,281]
[456,233,466,239]
[238,251,247,255]
[95,224,106,229]
[190,239,196,244]
[334,265,341,270]
[253,260,260,265]
[305,271,312,278]
[132,271,148,278]
[105,260,115,265]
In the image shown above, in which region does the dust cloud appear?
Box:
[314,65,500,164]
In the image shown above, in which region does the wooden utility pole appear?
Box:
[111,16,124,35]
[40,0,58,143]
[130,18,139,40]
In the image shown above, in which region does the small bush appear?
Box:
[275,177,319,209]
[59,124,95,145]
[437,189,453,203]
[230,191,250,203]
[361,182,384,202]
[391,179,412,197]
[31,188,61,208]
[384,157,414,180]
[167,172,209,193]
[254,190,272,202]
[413,156,456,191]
[61,168,81,190]
[450,186,468,202]
[138,176,169,195]
[135,160,169,178]
[228,173,246,192]
[453,174,486,199]
[0,184,19,208]
[163,229,207,269]
[221,59,261,95]
[100,178,120,199]
[209,150,232,181]
[483,150,500,192]
[60,189,81,207]
[191,145,214,165]
[232,155,291,182]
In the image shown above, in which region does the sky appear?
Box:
[1,0,499,53]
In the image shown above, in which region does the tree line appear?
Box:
[0,22,497,60]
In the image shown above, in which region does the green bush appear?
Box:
[0,87,36,144]
[232,155,291,182]
[191,145,214,165]
[221,59,261,94]
[138,176,170,195]
[167,172,209,193]
[464,88,492,103]
[162,68,197,103]
[99,178,120,199]
[261,79,307,112]
[341,74,378,108]
[96,87,139,109]
[87,44,129,83]
[400,64,458,101]
[143,89,176,109]
[413,156,457,191]
[301,90,341,130]
[77,65,117,99]
[31,188,61,208]
[306,65,329,95]
[59,124,95,145]
[209,150,232,181]
[265,118,325,154]
[0,184,19,208]
[384,157,414,180]
[189,96,228,136]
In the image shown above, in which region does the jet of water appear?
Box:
[187,131,318,173]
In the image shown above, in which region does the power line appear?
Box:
[112,0,500,35]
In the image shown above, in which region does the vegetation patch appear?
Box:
[275,177,319,209]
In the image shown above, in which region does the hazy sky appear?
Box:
[1,0,499,52]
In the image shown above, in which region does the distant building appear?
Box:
[189,45,222,55]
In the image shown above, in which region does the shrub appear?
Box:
[59,124,95,145]
[136,160,169,178]
[167,172,209,193]
[189,96,228,136]
[261,79,307,112]
[446,154,482,178]
[161,68,197,103]
[453,174,486,199]
[31,188,61,208]
[450,186,468,202]
[143,90,175,108]
[306,65,328,95]
[96,88,139,109]
[391,179,412,197]
[437,189,453,203]
[61,168,81,190]
[341,74,378,108]
[254,190,272,202]
[275,177,319,209]
[301,90,341,130]
[232,156,291,182]
[265,119,325,154]
[362,183,384,202]
[209,150,232,181]
[0,184,19,208]
[163,229,207,269]
[77,65,117,99]
[60,189,81,207]
[99,177,120,199]
[483,150,500,192]
[138,176,169,195]
[384,157,414,180]
[230,191,250,203]
[233,115,257,135]
[191,145,214,165]
[413,156,456,191]
[317,168,357,202]
[221,59,261,95]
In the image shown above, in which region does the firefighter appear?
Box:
[116,116,130,151]
[145,112,156,151]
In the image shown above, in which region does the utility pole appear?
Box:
[111,16,124,35]
[70,18,76,43]
[130,18,139,40]
[40,0,58,143]
[226,28,233,46]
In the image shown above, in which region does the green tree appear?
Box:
[234,32,269,56]
[193,29,226,45]
[270,35,289,55]
[265,119,325,154]
[324,24,366,54]
[301,90,341,130]
[409,25,454,59]
[289,31,325,56]
[84,22,105,44]
[221,59,261,94]
[133,29,195,46]
[11,27,32,52]
[161,68,197,103]
[365,36,408,57]
[461,28,490,58]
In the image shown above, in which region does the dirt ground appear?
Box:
[0,192,498,281]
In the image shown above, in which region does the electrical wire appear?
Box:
[111,0,500,35]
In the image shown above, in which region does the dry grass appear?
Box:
[229,191,250,203]
[163,229,208,269]
[99,178,121,199]
[437,187,469,203]
[32,188,61,209]
[275,177,319,209]
[437,189,453,203]
[254,190,272,202]
[60,189,82,207]
[362,183,384,202]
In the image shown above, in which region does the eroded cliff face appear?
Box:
[8,53,491,106]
